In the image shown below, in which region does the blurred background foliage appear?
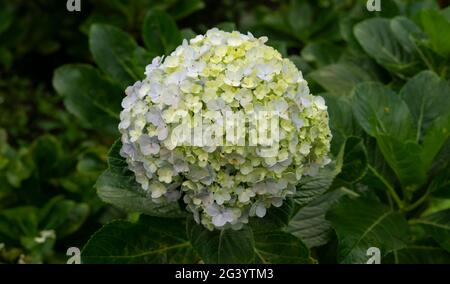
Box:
[0,0,449,263]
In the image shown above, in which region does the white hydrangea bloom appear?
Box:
[119,28,332,230]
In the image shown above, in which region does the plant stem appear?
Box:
[415,43,436,73]
[404,188,431,212]
[368,164,403,209]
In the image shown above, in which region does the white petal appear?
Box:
[121,95,137,109]
[212,214,227,227]
[157,126,169,140]
[256,203,267,218]
[206,204,220,217]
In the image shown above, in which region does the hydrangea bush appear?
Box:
[47,1,450,264]
[119,28,332,230]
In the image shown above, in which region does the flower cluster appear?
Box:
[119,28,331,230]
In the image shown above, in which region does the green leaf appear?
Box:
[322,94,360,154]
[106,140,128,172]
[250,199,295,233]
[96,141,185,217]
[287,188,350,248]
[376,135,426,188]
[96,170,185,217]
[39,197,89,239]
[89,24,144,88]
[421,9,450,57]
[294,163,341,206]
[309,62,376,96]
[400,71,450,141]
[143,9,182,55]
[82,216,196,263]
[53,64,122,136]
[354,18,419,73]
[352,82,428,187]
[167,0,205,20]
[352,82,415,139]
[422,197,450,215]
[422,115,450,169]
[187,220,255,264]
[4,149,33,188]
[336,136,368,183]
[253,230,311,264]
[0,207,39,245]
[390,16,424,54]
[327,196,409,264]
[416,209,450,252]
[30,135,62,178]
[261,9,291,36]
[288,0,312,40]
[301,42,342,67]
[386,246,450,264]
[405,0,439,17]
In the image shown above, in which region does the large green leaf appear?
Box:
[89,24,145,88]
[390,16,424,54]
[322,94,360,154]
[416,209,450,253]
[143,9,182,55]
[400,71,450,140]
[376,135,427,188]
[327,196,409,264]
[53,64,121,136]
[96,141,185,217]
[352,80,427,188]
[287,188,349,248]
[187,220,255,264]
[309,62,375,96]
[253,230,311,264]
[352,82,415,139]
[354,18,419,73]
[400,71,450,171]
[421,9,450,57]
[82,216,197,263]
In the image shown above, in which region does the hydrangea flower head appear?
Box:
[119,28,332,230]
